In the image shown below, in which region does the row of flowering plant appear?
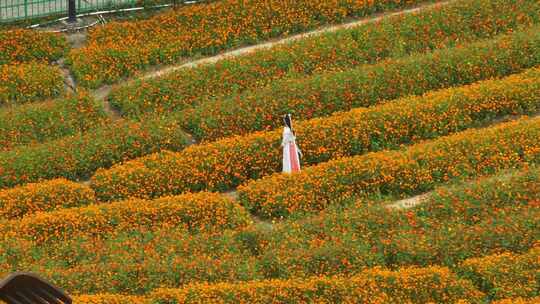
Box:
[90,66,540,201]
[67,0,427,88]
[73,295,145,304]
[108,0,540,119]
[0,29,68,65]
[0,62,65,105]
[3,165,538,294]
[459,247,540,300]
[0,92,108,151]
[238,116,540,218]
[0,178,95,220]
[0,116,191,189]
[1,192,250,243]
[182,26,540,141]
[149,266,483,303]
[52,246,540,304]
[492,297,540,304]
[385,166,540,268]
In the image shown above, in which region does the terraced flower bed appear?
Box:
[67,0,429,88]
[0,117,191,189]
[1,0,538,301]
[0,62,65,105]
[3,165,538,295]
[239,117,540,218]
[149,266,483,303]
[0,179,95,219]
[460,247,540,300]
[70,247,540,303]
[182,26,540,141]
[1,192,249,243]
[108,0,540,119]
[0,29,68,104]
[91,67,540,201]
[0,29,67,64]
[0,93,107,151]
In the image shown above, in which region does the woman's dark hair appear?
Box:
[283,114,292,129]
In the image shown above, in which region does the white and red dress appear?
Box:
[282,126,301,173]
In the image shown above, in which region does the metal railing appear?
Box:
[0,0,138,22]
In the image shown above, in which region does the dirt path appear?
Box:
[387,193,431,210]
[56,59,76,93]
[91,85,123,121]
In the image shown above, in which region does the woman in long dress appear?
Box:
[282,114,301,173]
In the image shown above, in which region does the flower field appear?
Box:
[91,67,540,201]
[69,246,538,303]
[108,0,540,119]
[148,266,484,303]
[0,29,68,104]
[1,192,250,243]
[2,165,538,296]
[460,247,540,300]
[1,0,539,302]
[0,29,67,64]
[0,62,65,105]
[183,26,540,140]
[67,0,428,88]
[0,178,95,219]
[239,117,540,218]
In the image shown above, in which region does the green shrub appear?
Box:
[0,92,107,151]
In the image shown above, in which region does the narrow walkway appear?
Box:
[92,85,123,121]
[387,193,431,210]
[56,59,76,94]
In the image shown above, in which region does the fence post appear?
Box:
[67,0,76,22]
[24,0,28,19]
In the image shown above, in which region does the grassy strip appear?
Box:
[0,179,95,220]
[4,166,539,294]
[183,26,540,141]
[0,62,65,105]
[0,92,108,151]
[459,247,540,301]
[91,67,540,201]
[108,0,540,119]
[67,0,428,88]
[0,117,191,189]
[0,29,68,64]
[1,192,249,243]
[238,116,540,218]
